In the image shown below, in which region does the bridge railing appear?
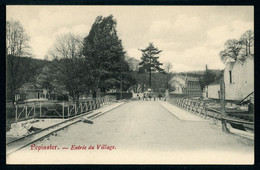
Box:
[168,97,254,127]
[14,97,116,122]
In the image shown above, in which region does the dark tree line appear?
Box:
[6,16,137,103]
[47,15,136,101]
[7,16,172,104]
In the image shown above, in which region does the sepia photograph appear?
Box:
[6,5,254,164]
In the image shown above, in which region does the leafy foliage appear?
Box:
[125,56,140,71]
[36,64,60,95]
[6,16,142,102]
[139,43,164,88]
[219,39,242,62]
[139,43,163,73]
[219,30,254,63]
[83,15,133,96]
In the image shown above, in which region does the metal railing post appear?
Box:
[75,103,77,115]
[81,102,83,113]
[34,103,36,117]
[25,106,28,118]
[62,102,65,119]
[68,105,70,118]
[15,104,18,123]
[40,102,42,118]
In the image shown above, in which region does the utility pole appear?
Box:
[220,78,229,133]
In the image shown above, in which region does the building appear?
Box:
[203,79,220,99]
[224,55,254,101]
[14,83,69,101]
[169,75,202,97]
[15,83,48,101]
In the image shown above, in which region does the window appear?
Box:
[229,71,232,83]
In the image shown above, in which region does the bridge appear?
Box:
[6,99,254,164]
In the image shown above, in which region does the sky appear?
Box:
[6,6,254,72]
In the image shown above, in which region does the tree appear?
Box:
[219,30,254,63]
[125,56,140,71]
[36,64,59,97]
[131,72,149,93]
[139,43,164,89]
[219,39,242,63]
[48,33,86,102]
[203,65,216,86]
[6,19,33,103]
[6,19,30,57]
[83,15,127,98]
[164,62,173,89]
[240,30,254,56]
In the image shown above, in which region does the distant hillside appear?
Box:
[6,55,51,101]
[29,57,51,72]
[178,69,223,77]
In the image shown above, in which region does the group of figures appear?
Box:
[136,93,165,101]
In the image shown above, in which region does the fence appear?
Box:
[14,97,116,123]
[168,97,254,127]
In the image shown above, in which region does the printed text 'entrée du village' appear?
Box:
[30,144,116,151]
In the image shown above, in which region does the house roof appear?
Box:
[17,83,42,91]
[208,78,221,86]
[225,54,254,65]
[225,54,254,70]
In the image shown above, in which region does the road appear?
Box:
[7,100,254,164]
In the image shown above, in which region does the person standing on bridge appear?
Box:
[158,93,162,100]
[148,93,152,101]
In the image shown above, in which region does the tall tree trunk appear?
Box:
[166,74,169,89]
[93,89,97,99]
[149,57,152,88]
[149,70,151,88]
[246,44,248,55]
[10,88,16,108]
[248,41,250,55]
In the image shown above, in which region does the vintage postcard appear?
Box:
[6,5,254,164]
